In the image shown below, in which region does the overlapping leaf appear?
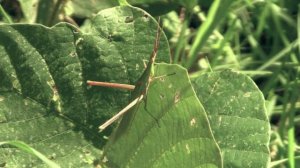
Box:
[102,64,222,168]
[192,70,270,167]
[0,6,169,167]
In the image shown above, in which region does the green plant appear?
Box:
[3,0,298,167]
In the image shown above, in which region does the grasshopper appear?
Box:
[87,18,165,131]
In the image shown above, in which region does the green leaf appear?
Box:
[0,6,169,167]
[18,0,39,23]
[66,0,119,18]
[192,70,270,168]
[102,63,222,168]
[0,92,98,167]
[0,141,60,168]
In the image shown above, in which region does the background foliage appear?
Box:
[0,0,299,167]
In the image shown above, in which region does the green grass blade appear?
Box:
[0,141,60,168]
[0,4,13,23]
[270,156,300,167]
[173,17,189,64]
[258,40,298,71]
[297,4,300,53]
[287,75,299,168]
[184,0,234,69]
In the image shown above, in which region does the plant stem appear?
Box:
[173,8,189,64]
[49,0,67,26]
[287,79,298,168]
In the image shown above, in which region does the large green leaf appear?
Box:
[0,6,169,167]
[192,70,270,168]
[102,63,222,168]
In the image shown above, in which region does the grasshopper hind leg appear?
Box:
[143,94,161,128]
